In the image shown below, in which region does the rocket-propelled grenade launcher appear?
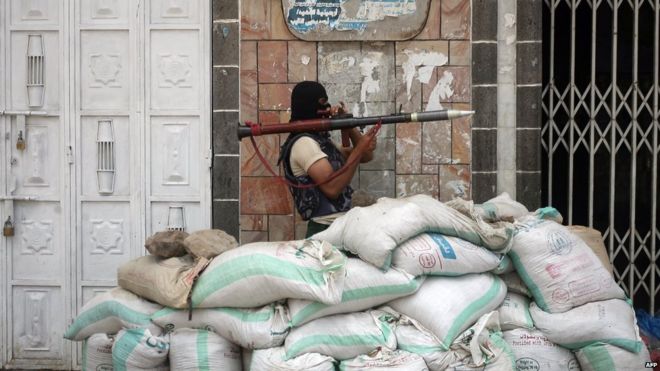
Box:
[237,109,475,146]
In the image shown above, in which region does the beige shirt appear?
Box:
[289,136,330,177]
[289,137,346,224]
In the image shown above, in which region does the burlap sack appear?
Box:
[145,230,188,257]
[118,255,209,308]
[183,229,238,259]
[567,225,614,275]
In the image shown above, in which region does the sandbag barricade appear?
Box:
[83,333,114,371]
[389,274,507,350]
[112,328,169,370]
[169,328,242,370]
[284,310,397,361]
[510,219,624,313]
[502,328,580,371]
[190,239,346,308]
[313,195,514,269]
[288,258,423,327]
[151,303,289,349]
[64,288,163,341]
[575,342,652,371]
[339,349,428,370]
[498,293,534,331]
[530,299,643,352]
[118,255,209,309]
[391,233,502,277]
[250,347,336,371]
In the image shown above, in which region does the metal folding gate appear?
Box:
[542,0,659,312]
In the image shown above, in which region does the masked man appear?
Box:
[278,81,378,237]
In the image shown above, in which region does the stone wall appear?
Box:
[238,0,473,242]
[211,0,543,242]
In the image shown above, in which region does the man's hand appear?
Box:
[329,101,346,117]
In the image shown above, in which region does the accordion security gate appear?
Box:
[542,0,659,312]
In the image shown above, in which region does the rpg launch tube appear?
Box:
[237,109,475,140]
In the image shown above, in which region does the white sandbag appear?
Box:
[339,349,428,370]
[501,272,531,297]
[118,254,209,309]
[530,207,564,224]
[284,310,397,361]
[64,287,163,341]
[491,255,514,275]
[575,342,651,371]
[389,273,507,349]
[250,347,336,371]
[151,302,289,349]
[83,334,114,371]
[169,328,241,370]
[530,299,643,352]
[112,328,169,370]
[391,233,501,277]
[313,195,514,269]
[476,193,528,222]
[497,293,533,331]
[503,328,580,371]
[396,311,512,371]
[191,239,346,308]
[484,332,516,371]
[288,258,423,327]
[510,219,624,312]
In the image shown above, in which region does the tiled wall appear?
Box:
[210,0,543,242]
[238,0,473,242]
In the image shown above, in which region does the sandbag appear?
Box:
[118,255,209,309]
[183,229,238,259]
[476,193,528,222]
[145,230,188,257]
[389,274,507,349]
[151,303,289,349]
[339,349,428,370]
[250,347,336,371]
[83,334,114,371]
[284,310,397,361]
[503,328,580,371]
[396,311,507,371]
[169,328,241,370]
[112,328,169,370]
[484,331,517,371]
[491,255,514,275]
[191,239,346,308]
[288,258,423,327]
[391,233,501,277]
[64,287,163,341]
[497,293,533,331]
[510,219,624,312]
[530,299,643,352]
[313,195,514,269]
[575,342,652,371]
[501,271,531,297]
[567,225,613,275]
[530,207,564,224]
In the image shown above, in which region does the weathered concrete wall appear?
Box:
[239,0,472,242]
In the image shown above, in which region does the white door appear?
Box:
[0,0,211,368]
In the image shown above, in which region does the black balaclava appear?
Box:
[290,81,331,122]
